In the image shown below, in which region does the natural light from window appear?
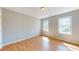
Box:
[59,16,72,34]
[42,19,49,32]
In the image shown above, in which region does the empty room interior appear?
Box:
[0,7,79,51]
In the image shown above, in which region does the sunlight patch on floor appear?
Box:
[63,43,79,51]
[42,37,50,49]
[42,36,49,42]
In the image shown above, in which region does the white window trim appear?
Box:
[58,16,72,35]
[42,19,49,32]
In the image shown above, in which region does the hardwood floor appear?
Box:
[0,36,79,51]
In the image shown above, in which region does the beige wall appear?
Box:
[0,8,2,32]
[0,8,2,48]
[42,9,79,44]
[2,8,41,45]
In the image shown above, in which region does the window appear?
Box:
[59,16,72,34]
[42,19,49,31]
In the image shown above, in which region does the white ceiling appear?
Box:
[5,7,79,19]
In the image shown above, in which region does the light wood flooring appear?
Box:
[0,36,79,51]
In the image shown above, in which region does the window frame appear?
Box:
[58,16,72,35]
[42,19,49,32]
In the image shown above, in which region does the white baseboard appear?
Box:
[42,32,79,45]
[2,34,40,47]
[48,35,79,45]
